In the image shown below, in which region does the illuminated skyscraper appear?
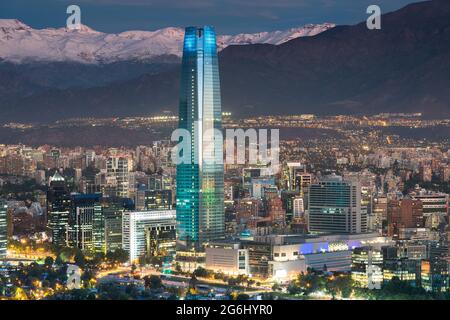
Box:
[67,193,104,254]
[106,156,129,198]
[176,26,224,248]
[0,201,7,259]
[47,171,71,246]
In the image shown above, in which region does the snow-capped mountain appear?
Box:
[0,19,335,64]
[218,24,335,47]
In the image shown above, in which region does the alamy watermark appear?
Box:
[171,123,280,175]
[367,5,382,30]
[66,5,81,30]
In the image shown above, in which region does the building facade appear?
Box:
[67,193,104,254]
[308,175,367,234]
[107,157,129,198]
[352,247,383,289]
[176,26,224,248]
[122,210,176,262]
[47,171,71,246]
[0,201,7,259]
[205,242,249,276]
[387,198,424,237]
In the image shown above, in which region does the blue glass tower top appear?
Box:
[183,26,217,52]
[176,26,224,249]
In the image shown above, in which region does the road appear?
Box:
[96,266,271,295]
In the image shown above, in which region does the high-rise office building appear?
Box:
[421,241,450,292]
[373,195,388,231]
[382,246,420,287]
[104,205,124,253]
[308,174,367,234]
[387,198,423,237]
[107,156,129,198]
[293,197,305,218]
[279,190,297,222]
[122,210,176,262]
[47,171,71,246]
[135,189,172,211]
[67,193,104,253]
[352,247,383,289]
[103,207,123,253]
[0,201,7,259]
[285,162,302,191]
[101,197,135,252]
[176,26,224,248]
[6,207,13,240]
[148,173,172,191]
[295,173,312,197]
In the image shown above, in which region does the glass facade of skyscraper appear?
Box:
[176,26,224,248]
[0,201,7,259]
[67,193,104,253]
[47,172,71,247]
[309,175,366,234]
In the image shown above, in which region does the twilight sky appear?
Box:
[0,0,423,34]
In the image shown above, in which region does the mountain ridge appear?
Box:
[0,19,334,64]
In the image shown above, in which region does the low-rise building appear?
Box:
[205,242,249,276]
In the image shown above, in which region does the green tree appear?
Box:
[335,274,354,298]
[44,256,54,268]
[193,267,209,278]
[287,282,302,295]
[74,250,86,268]
[143,275,163,290]
[236,293,250,300]
[105,249,128,265]
[297,270,326,295]
[272,283,282,292]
